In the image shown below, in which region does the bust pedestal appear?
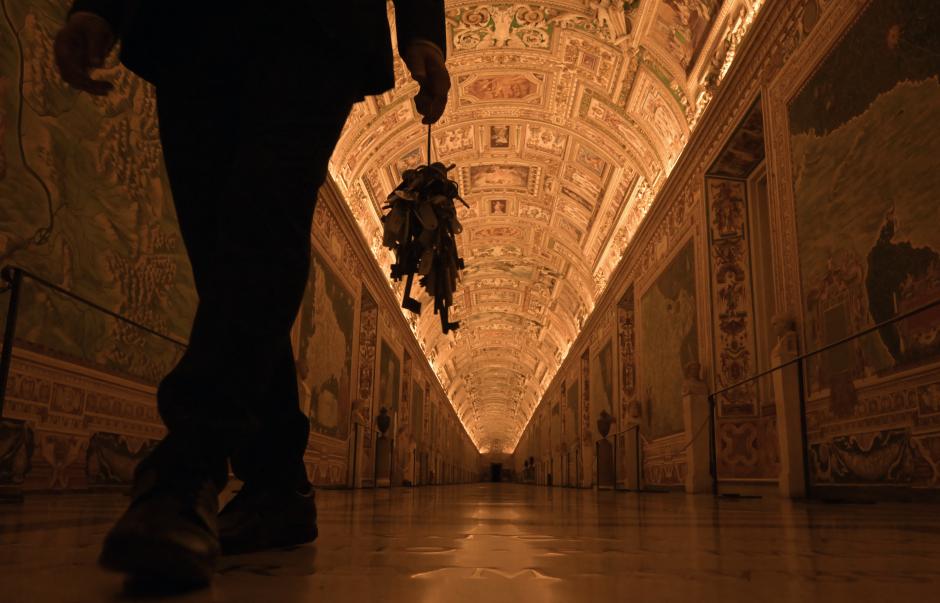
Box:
[596,439,615,489]
[375,436,392,488]
[772,329,806,498]
[620,425,640,490]
[682,365,712,494]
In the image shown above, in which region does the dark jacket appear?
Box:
[69,0,446,96]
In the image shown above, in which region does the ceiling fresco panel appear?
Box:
[649,0,722,74]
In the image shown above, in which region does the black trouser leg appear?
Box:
[229,334,312,490]
[149,52,355,491]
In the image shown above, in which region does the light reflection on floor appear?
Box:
[2,483,940,602]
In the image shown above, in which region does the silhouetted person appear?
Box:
[54,1,449,588]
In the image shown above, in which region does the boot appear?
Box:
[218,482,317,555]
[98,465,221,588]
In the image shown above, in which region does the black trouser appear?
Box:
[145,35,357,492]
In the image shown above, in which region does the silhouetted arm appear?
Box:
[392,0,446,59]
[68,0,125,34]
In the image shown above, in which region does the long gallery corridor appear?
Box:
[2,0,940,600]
[4,483,940,602]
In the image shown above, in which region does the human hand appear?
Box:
[401,41,450,124]
[54,12,116,95]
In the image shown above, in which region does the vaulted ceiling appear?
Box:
[329,0,762,452]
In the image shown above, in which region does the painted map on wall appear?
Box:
[0,1,195,383]
[297,249,354,441]
[639,240,698,439]
[790,0,940,396]
[591,339,614,437]
[378,340,400,414]
[790,0,940,489]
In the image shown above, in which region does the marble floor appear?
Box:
[2,483,940,602]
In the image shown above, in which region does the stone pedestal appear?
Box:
[682,365,711,494]
[596,439,615,489]
[375,436,392,487]
[402,442,416,487]
[771,328,806,499]
[620,426,640,490]
[567,450,577,487]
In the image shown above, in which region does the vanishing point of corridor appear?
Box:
[4,483,940,602]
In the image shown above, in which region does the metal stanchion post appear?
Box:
[0,268,23,417]
[351,423,360,488]
[594,440,598,490]
[709,394,718,496]
[635,425,641,490]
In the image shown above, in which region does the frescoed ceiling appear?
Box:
[328,0,764,452]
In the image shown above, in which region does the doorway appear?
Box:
[490,463,503,482]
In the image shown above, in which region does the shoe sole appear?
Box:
[220,524,318,556]
[99,533,216,587]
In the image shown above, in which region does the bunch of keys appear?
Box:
[381,128,467,334]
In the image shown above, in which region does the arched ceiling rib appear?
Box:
[329,0,764,453]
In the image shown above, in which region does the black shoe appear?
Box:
[98,469,220,588]
[218,483,317,555]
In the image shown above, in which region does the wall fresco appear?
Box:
[788,0,940,489]
[706,100,780,481]
[0,0,478,487]
[617,285,638,426]
[0,419,33,485]
[790,0,940,392]
[714,414,779,480]
[642,433,687,487]
[356,289,378,484]
[0,346,163,491]
[808,378,940,488]
[638,240,699,439]
[616,285,638,485]
[86,432,156,486]
[378,340,401,415]
[296,249,355,441]
[0,0,195,384]
[396,350,414,484]
[590,339,615,436]
[355,289,378,427]
[707,178,757,417]
[579,349,591,485]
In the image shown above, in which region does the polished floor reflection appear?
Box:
[3,483,940,602]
